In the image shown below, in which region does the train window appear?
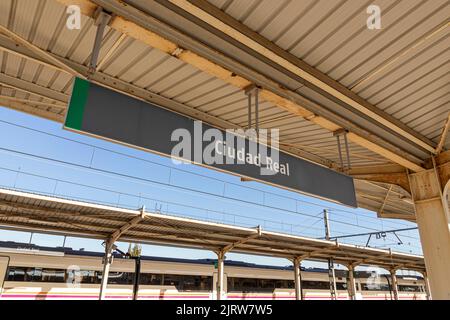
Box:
[6,266,132,285]
[140,273,163,285]
[6,267,26,281]
[78,270,102,284]
[361,283,390,291]
[228,277,258,292]
[163,274,182,287]
[336,282,347,290]
[182,275,212,291]
[108,272,134,285]
[241,278,259,291]
[6,267,66,283]
[275,279,295,289]
[301,280,329,290]
[41,269,65,283]
[28,267,42,282]
[138,273,212,291]
[399,285,420,292]
[228,277,295,292]
[260,279,276,290]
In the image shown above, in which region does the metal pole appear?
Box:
[390,269,399,300]
[384,274,393,300]
[408,164,450,299]
[324,209,331,240]
[293,258,303,300]
[336,135,344,170]
[255,88,259,135]
[343,133,351,169]
[88,10,111,74]
[216,250,225,300]
[132,256,141,300]
[99,240,113,300]
[247,93,252,130]
[324,209,337,300]
[422,271,432,300]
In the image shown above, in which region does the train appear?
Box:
[0,241,427,300]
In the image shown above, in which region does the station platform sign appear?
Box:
[64,78,357,207]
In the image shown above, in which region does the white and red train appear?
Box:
[0,241,426,300]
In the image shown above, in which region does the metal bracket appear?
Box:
[244,84,260,135]
[333,129,351,171]
[88,8,112,75]
[222,225,261,253]
[154,203,163,214]
[109,206,147,244]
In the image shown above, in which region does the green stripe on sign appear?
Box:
[65,77,90,130]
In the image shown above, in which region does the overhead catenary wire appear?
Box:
[0,163,421,253]
[1,169,421,254]
[0,119,415,230]
[0,145,408,235]
[0,165,342,239]
[0,119,421,253]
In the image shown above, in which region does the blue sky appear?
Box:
[0,106,422,270]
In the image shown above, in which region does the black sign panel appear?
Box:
[65,78,357,207]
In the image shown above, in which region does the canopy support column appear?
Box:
[390,269,399,300]
[216,249,225,300]
[422,271,432,300]
[99,207,147,300]
[347,264,358,300]
[214,226,261,300]
[408,163,450,300]
[99,239,113,300]
[88,8,112,74]
[132,256,141,300]
[324,209,337,300]
[245,84,260,134]
[293,257,303,300]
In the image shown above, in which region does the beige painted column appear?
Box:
[422,271,432,300]
[216,250,225,300]
[293,258,303,300]
[409,168,450,300]
[390,269,399,300]
[347,264,357,300]
[99,240,114,300]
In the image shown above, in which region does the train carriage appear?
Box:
[0,242,426,300]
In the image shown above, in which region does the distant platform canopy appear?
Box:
[0,188,426,272]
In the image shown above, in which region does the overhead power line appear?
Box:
[0,145,394,233]
[0,119,415,229]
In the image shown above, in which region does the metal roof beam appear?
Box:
[109,207,147,243]
[0,72,68,104]
[0,95,65,109]
[0,42,71,74]
[0,96,64,122]
[436,113,450,154]
[296,245,340,261]
[0,200,129,225]
[0,221,110,240]
[222,225,262,253]
[56,0,426,172]
[0,24,84,78]
[0,188,425,270]
[0,30,332,168]
[167,0,436,155]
